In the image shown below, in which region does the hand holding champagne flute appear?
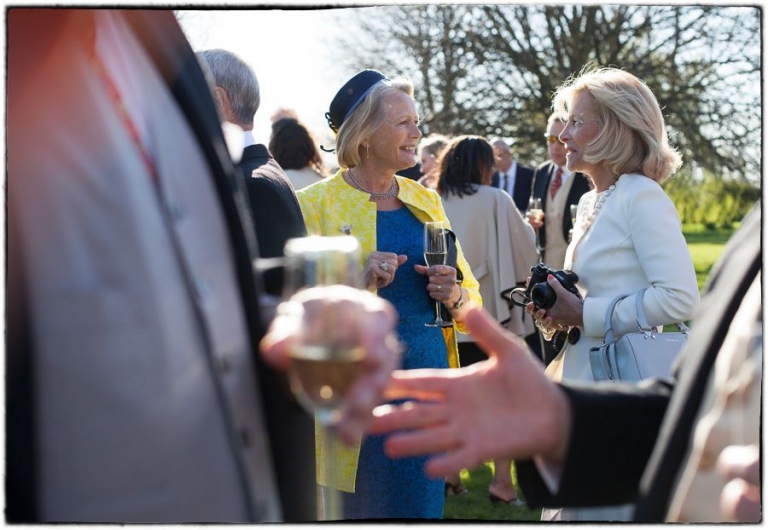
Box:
[527,197,544,226]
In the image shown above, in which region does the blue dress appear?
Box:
[342,207,447,520]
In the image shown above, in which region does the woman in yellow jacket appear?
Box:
[297,70,480,520]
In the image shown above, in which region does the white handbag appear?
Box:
[589,288,689,382]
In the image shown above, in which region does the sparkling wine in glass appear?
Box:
[527,197,544,259]
[527,197,544,224]
[569,204,579,242]
[423,221,447,327]
[282,235,363,521]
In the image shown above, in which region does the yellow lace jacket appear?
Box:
[296,169,481,492]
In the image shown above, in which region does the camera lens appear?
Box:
[531,283,557,309]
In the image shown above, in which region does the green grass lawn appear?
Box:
[443,223,735,521]
[683,223,737,291]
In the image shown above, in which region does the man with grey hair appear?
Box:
[198,49,306,299]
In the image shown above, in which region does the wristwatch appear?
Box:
[451,286,465,310]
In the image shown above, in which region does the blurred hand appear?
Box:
[260,285,402,444]
[364,252,407,291]
[370,307,572,478]
[717,444,760,522]
[526,211,545,229]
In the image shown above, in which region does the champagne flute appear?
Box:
[282,235,363,521]
[423,221,448,327]
[527,197,544,260]
[569,204,579,242]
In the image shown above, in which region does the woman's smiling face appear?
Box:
[368,90,422,172]
[560,91,601,177]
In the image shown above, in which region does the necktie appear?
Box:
[550,167,563,199]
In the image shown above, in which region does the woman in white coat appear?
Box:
[438,135,539,504]
[531,67,701,521]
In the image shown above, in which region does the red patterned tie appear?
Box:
[550,167,563,199]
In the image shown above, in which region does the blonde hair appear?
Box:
[553,66,681,182]
[335,77,414,169]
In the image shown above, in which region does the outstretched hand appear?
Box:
[370,306,572,478]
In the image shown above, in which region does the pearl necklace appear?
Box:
[579,184,616,231]
[346,169,399,200]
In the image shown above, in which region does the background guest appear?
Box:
[531,67,700,521]
[416,133,450,189]
[527,112,592,366]
[269,115,328,190]
[199,49,306,300]
[437,135,538,504]
[297,69,481,520]
[528,112,592,269]
[490,138,534,212]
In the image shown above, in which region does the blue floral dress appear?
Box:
[341,207,447,520]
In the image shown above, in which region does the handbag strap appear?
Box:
[602,293,631,343]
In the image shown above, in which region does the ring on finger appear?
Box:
[437,284,442,292]
[379,261,389,272]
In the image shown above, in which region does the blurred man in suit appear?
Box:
[7,9,399,523]
[490,138,534,212]
[528,113,592,270]
[198,49,306,301]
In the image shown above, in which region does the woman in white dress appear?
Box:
[530,67,701,521]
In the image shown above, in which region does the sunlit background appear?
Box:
[178,8,352,163]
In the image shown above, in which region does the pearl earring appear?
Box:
[366,145,370,159]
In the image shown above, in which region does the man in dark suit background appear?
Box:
[490,138,534,212]
[7,10,315,522]
[529,113,592,270]
[527,114,592,366]
[198,49,306,300]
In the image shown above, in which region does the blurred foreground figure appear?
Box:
[7,9,396,523]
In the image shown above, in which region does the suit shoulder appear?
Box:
[518,164,535,177]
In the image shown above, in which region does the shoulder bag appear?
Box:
[589,288,690,382]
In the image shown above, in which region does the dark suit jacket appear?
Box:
[238,144,307,296]
[491,163,535,212]
[516,203,761,522]
[530,162,591,251]
[6,9,316,523]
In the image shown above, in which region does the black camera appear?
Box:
[509,263,580,310]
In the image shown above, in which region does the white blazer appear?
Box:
[548,173,701,382]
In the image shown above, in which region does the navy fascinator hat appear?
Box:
[325,69,389,133]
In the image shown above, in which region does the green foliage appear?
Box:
[683,223,737,291]
[664,168,759,227]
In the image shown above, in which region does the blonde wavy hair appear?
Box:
[335,77,415,169]
[553,66,681,183]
